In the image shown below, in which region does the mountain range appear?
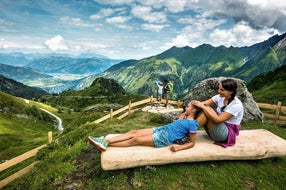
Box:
[0,32,285,98]
[80,32,286,98]
[0,54,123,93]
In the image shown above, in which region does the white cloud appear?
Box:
[45,35,68,51]
[209,21,280,47]
[137,0,193,13]
[178,16,227,31]
[0,38,43,50]
[95,0,133,5]
[90,8,116,20]
[131,5,167,23]
[197,0,286,31]
[141,23,169,32]
[106,16,130,24]
[60,17,93,27]
[164,20,280,51]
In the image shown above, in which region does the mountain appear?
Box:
[0,63,83,94]
[0,63,52,81]
[0,74,48,99]
[61,77,126,97]
[26,56,123,75]
[43,77,131,109]
[0,52,44,66]
[76,33,286,98]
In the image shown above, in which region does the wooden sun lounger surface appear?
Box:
[101,129,286,170]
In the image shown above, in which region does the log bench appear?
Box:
[101,129,286,170]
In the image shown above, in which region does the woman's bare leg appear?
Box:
[196,112,208,128]
[196,108,216,129]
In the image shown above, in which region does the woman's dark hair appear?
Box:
[220,79,237,111]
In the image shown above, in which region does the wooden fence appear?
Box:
[257,101,286,125]
[1,98,283,188]
[0,132,53,189]
[91,96,182,124]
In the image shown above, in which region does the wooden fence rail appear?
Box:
[257,101,286,124]
[91,96,182,123]
[0,132,52,188]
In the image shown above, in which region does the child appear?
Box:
[88,102,202,152]
[154,80,163,101]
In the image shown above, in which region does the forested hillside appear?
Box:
[0,75,48,99]
[247,64,286,104]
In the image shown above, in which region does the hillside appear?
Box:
[1,73,286,189]
[0,74,48,99]
[2,93,286,189]
[247,64,286,104]
[41,77,147,110]
[0,63,52,81]
[0,91,57,161]
[76,33,286,99]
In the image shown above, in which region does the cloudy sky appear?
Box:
[0,0,285,59]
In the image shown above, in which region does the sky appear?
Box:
[0,0,285,59]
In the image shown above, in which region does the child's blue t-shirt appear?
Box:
[166,119,198,142]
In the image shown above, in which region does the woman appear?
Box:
[88,102,202,152]
[190,78,244,147]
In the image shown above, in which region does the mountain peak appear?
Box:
[274,32,286,49]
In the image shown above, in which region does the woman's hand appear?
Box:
[191,100,204,108]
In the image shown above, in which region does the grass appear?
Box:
[2,109,286,190]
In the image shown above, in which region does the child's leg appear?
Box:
[106,128,153,144]
[109,133,154,147]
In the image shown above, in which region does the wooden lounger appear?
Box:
[101,129,286,170]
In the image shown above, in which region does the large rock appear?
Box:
[183,77,263,121]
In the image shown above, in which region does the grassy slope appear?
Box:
[2,108,286,190]
[1,72,286,189]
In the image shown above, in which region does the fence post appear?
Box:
[48,131,52,143]
[110,108,113,119]
[150,96,154,103]
[275,102,282,126]
[128,100,132,115]
[177,100,181,108]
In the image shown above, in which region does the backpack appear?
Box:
[166,82,173,92]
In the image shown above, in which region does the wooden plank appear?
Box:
[158,108,183,113]
[257,103,277,110]
[0,145,46,172]
[130,98,151,107]
[117,109,139,120]
[0,161,39,189]
[263,113,276,119]
[278,115,286,121]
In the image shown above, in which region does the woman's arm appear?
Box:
[201,98,215,106]
[191,100,233,123]
[169,133,196,152]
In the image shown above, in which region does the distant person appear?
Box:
[163,79,173,107]
[182,78,244,147]
[154,80,163,101]
[87,102,202,152]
